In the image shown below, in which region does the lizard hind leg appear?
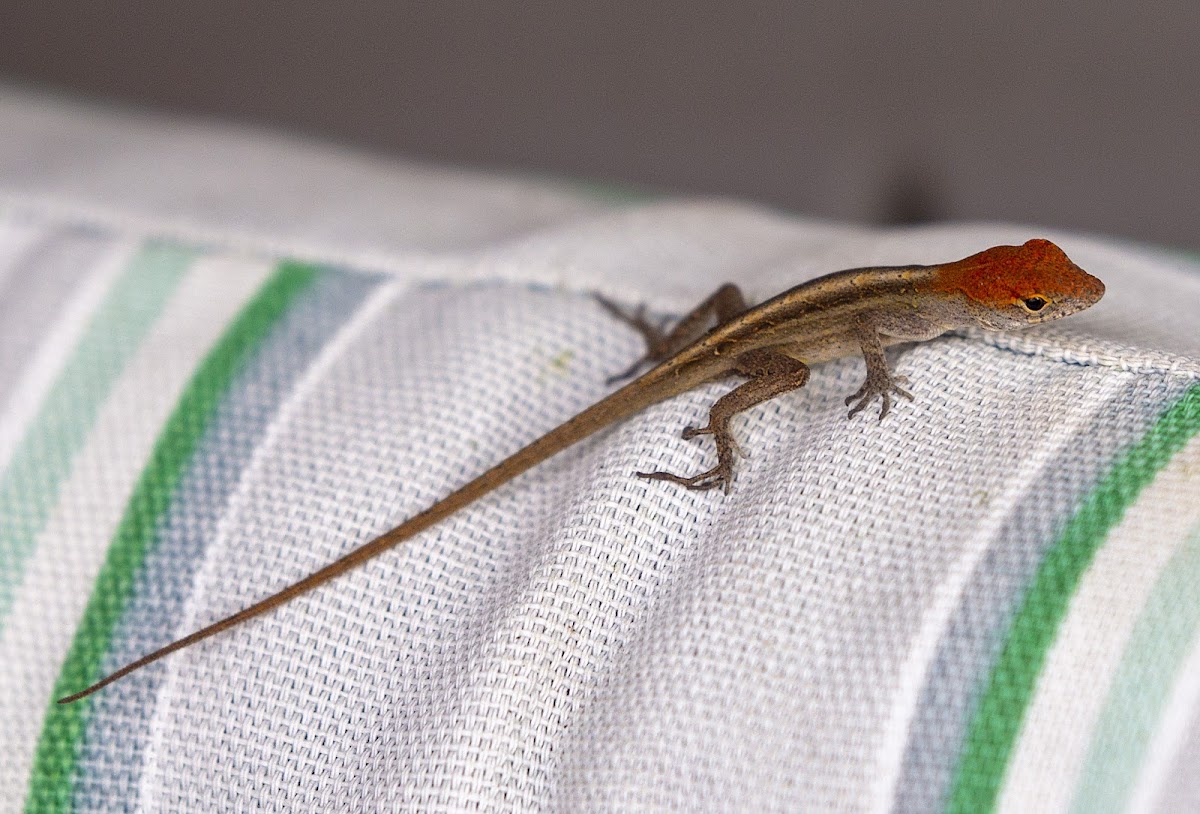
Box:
[638,350,810,493]
[596,283,747,384]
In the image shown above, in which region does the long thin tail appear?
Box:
[58,358,714,704]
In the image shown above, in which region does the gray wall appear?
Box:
[2,1,1197,250]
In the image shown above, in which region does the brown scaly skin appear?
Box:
[58,239,1103,704]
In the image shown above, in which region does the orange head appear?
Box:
[932,239,1105,330]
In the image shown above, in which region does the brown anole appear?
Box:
[58,238,1104,704]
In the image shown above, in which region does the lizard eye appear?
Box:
[1021,296,1048,312]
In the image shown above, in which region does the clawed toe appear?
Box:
[640,425,739,492]
[597,294,674,383]
[846,376,913,420]
[637,465,733,493]
[595,294,668,345]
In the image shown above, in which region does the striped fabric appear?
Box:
[0,220,384,809]
[0,202,1198,812]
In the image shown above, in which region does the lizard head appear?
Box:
[934,239,1105,330]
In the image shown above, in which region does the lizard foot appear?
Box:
[637,420,739,493]
[680,424,745,459]
[637,463,733,493]
[845,373,912,420]
[594,294,673,384]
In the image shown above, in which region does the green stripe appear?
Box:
[1070,521,1200,814]
[0,243,193,628]
[947,383,1200,813]
[25,261,319,814]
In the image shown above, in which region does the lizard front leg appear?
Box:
[844,317,913,420]
[638,350,810,493]
[596,283,748,382]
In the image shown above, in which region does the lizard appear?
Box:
[57,237,1104,704]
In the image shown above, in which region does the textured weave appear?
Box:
[2,87,1200,813]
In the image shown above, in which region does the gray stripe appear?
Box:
[0,225,111,415]
[72,268,379,812]
[889,373,1194,814]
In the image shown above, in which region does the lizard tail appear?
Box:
[58,356,718,704]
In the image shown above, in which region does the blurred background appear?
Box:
[1,1,1196,251]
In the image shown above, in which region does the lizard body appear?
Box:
[58,238,1103,704]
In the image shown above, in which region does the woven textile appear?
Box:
[2,87,1200,813]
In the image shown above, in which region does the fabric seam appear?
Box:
[2,193,1197,382]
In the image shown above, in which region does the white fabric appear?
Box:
[1,84,1199,812]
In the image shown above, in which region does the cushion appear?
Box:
[2,84,1199,812]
